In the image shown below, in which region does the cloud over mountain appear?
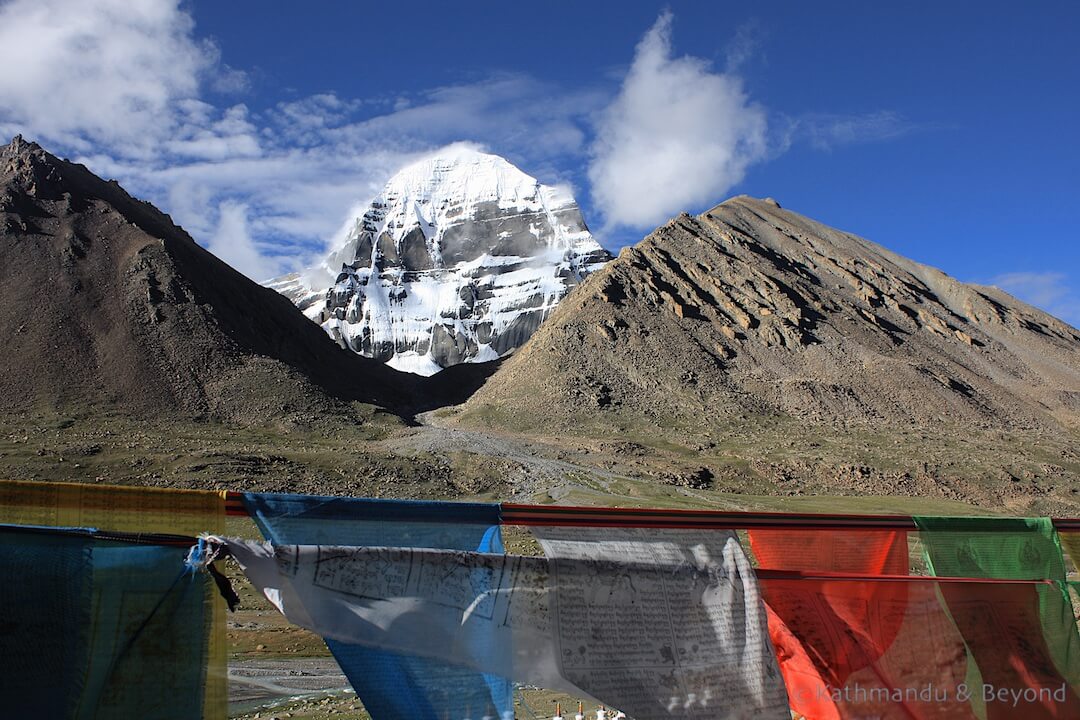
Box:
[0,0,228,154]
[991,271,1080,328]
[588,12,768,230]
[0,1,933,292]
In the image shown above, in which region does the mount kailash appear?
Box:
[271,147,610,375]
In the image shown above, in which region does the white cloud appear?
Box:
[71,73,602,280]
[206,201,278,282]
[588,12,768,230]
[990,272,1080,327]
[0,0,234,156]
[725,20,764,73]
[166,103,262,160]
[332,75,601,163]
[210,64,250,95]
[0,2,917,282]
[272,94,365,144]
[778,111,918,152]
[86,146,415,277]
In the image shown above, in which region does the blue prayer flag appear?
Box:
[0,525,217,719]
[242,493,513,720]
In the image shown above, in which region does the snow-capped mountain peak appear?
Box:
[375,144,577,218]
[270,147,610,375]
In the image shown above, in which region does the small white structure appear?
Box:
[554,700,625,720]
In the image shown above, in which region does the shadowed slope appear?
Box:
[0,136,416,424]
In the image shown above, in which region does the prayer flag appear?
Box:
[0,525,221,719]
[914,516,1080,719]
[750,528,909,719]
[0,479,226,536]
[241,493,512,720]
[756,572,1079,719]
[1057,532,1080,575]
[0,480,227,717]
[225,526,791,719]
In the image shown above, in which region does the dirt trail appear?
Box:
[229,658,350,711]
[381,411,626,499]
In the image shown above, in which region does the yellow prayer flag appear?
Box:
[1060,531,1080,574]
[0,479,227,719]
[0,479,226,536]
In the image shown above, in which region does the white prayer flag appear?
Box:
[225,528,789,719]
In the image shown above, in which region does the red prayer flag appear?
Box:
[750,529,910,718]
[757,575,1079,719]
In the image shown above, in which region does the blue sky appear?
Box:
[0,0,1076,325]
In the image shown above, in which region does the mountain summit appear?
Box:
[273,147,610,375]
[0,136,412,423]
[464,195,1080,428]
[456,196,1080,508]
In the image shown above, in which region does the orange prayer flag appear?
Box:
[750,529,910,718]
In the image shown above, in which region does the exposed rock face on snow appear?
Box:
[271,147,610,375]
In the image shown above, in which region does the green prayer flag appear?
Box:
[915,516,1080,719]
[914,516,1066,580]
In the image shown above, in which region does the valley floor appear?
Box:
[2,408,1079,717]
[2,406,1077,515]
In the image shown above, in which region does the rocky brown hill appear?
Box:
[455,196,1080,508]
[0,136,417,425]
